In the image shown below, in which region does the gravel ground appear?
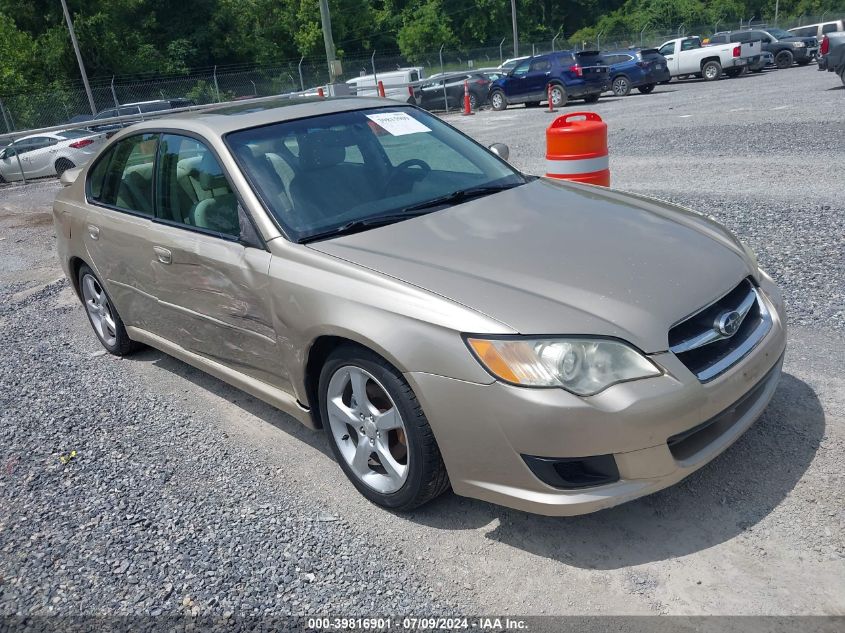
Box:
[0,187,454,620]
[1,64,844,622]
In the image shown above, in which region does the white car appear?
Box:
[0,129,106,182]
[498,56,530,71]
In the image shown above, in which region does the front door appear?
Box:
[149,133,283,387]
[503,58,532,100]
[658,42,679,74]
[524,57,553,99]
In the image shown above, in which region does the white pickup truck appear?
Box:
[657,36,761,80]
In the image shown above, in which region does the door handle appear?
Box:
[87,225,100,240]
[153,246,172,265]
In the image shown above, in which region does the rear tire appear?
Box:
[775,50,793,69]
[319,345,450,511]
[702,61,722,81]
[611,75,632,96]
[489,89,507,111]
[637,83,656,94]
[77,264,140,356]
[54,158,75,177]
[549,84,567,107]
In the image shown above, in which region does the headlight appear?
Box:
[466,337,661,395]
[792,41,806,48]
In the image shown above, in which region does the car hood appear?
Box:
[307,179,753,352]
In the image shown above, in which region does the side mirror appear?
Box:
[60,167,82,187]
[0,150,5,160]
[489,143,510,161]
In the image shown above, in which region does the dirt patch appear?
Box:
[0,211,53,228]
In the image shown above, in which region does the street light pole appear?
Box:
[318,0,338,84]
[59,0,96,115]
[511,0,519,57]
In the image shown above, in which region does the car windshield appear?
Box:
[767,28,793,39]
[225,106,526,242]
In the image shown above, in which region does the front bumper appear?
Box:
[407,280,787,516]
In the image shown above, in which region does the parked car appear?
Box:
[488,51,609,110]
[417,72,495,110]
[658,36,760,80]
[53,97,786,516]
[347,68,423,103]
[498,56,530,70]
[748,50,776,72]
[0,129,106,182]
[90,98,196,133]
[789,19,844,40]
[601,48,671,96]
[818,32,845,85]
[708,29,819,69]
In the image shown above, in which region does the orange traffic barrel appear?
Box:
[545,112,609,187]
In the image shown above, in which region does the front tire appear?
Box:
[78,265,139,356]
[702,61,722,81]
[637,83,655,94]
[611,75,632,96]
[775,50,793,69]
[489,89,507,111]
[319,345,450,511]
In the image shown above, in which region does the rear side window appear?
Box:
[88,133,158,216]
[529,58,551,72]
[822,23,838,34]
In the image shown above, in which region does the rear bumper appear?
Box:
[407,279,787,516]
[567,81,610,97]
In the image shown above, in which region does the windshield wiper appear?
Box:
[298,211,431,243]
[401,183,523,213]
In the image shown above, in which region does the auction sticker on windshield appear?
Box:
[366,112,431,136]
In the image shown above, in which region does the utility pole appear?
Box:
[60,0,96,115]
[318,0,340,84]
[774,0,780,25]
[511,0,519,57]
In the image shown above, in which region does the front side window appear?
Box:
[226,107,525,242]
[155,134,240,237]
[512,60,530,76]
[659,42,676,56]
[88,133,158,216]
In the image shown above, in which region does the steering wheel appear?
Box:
[383,159,431,195]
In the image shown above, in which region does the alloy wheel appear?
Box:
[326,366,409,494]
[612,77,630,96]
[550,86,565,106]
[81,273,117,347]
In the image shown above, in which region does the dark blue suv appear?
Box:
[488,51,610,110]
[601,48,671,96]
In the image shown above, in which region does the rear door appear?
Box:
[149,133,282,387]
[83,133,161,332]
[523,57,553,99]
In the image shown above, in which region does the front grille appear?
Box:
[669,278,772,382]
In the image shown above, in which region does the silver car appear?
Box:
[53,97,786,515]
[0,130,106,182]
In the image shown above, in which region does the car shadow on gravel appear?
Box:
[408,372,825,569]
[131,348,334,458]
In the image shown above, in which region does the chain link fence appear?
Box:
[0,11,841,137]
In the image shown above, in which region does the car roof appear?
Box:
[112,95,396,138]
